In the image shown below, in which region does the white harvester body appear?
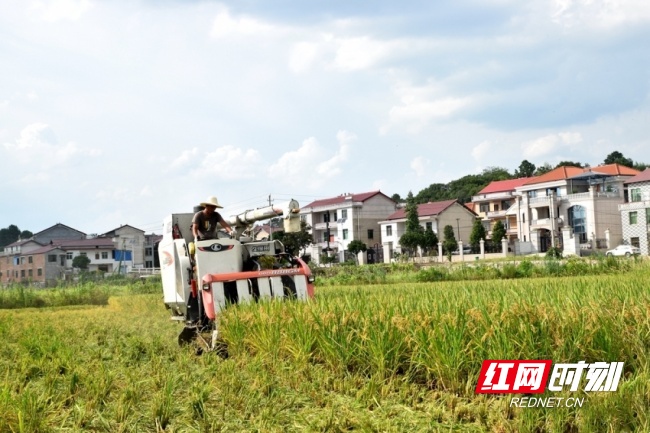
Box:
[158,200,314,348]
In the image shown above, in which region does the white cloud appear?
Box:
[471,141,492,161]
[29,0,92,22]
[210,6,279,39]
[3,123,101,165]
[522,132,583,159]
[382,79,472,134]
[171,147,200,169]
[289,41,319,73]
[333,36,391,71]
[269,131,354,188]
[195,145,263,180]
[551,0,650,28]
[410,156,430,177]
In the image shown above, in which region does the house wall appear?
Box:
[437,203,475,245]
[112,227,145,267]
[33,225,85,244]
[620,180,650,255]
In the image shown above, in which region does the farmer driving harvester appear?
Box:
[191,196,234,241]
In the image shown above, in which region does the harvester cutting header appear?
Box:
[159,196,314,349]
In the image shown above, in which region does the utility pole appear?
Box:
[456,218,461,242]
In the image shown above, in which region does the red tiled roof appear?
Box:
[478,178,531,194]
[523,166,584,185]
[302,191,394,208]
[591,163,640,176]
[52,238,115,249]
[523,163,639,186]
[27,245,65,255]
[385,199,458,220]
[624,168,650,184]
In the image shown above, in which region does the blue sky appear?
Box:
[1,0,649,235]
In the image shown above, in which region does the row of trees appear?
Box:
[0,225,33,250]
[397,192,510,259]
[392,150,648,205]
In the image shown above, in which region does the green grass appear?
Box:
[0,264,649,431]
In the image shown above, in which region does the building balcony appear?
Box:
[471,191,517,202]
[527,196,556,207]
[619,201,650,212]
[530,217,563,229]
[485,210,507,218]
[312,222,338,231]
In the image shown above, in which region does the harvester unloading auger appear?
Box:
[158,199,314,351]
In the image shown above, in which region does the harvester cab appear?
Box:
[158,199,314,350]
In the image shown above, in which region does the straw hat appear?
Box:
[200,196,223,209]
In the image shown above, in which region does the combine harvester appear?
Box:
[158,199,315,350]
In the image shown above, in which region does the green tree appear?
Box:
[491,220,506,249]
[72,254,91,270]
[422,227,438,256]
[271,221,313,256]
[604,151,634,168]
[555,161,584,168]
[469,219,486,251]
[390,193,402,203]
[514,160,536,178]
[534,163,553,176]
[347,240,367,264]
[442,225,457,256]
[400,192,424,256]
[0,225,22,249]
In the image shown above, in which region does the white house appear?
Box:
[378,199,477,262]
[619,168,650,255]
[513,164,639,254]
[300,191,397,264]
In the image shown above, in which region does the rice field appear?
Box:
[1,261,649,432]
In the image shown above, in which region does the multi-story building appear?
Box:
[619,169,650,255]
[514,164,639,253]
[300,191,397,263]
[470,178,530,241]
[101,225,146,269]
[379,199,477,260]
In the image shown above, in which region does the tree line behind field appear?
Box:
[391,150,649,204]
[0,225,33,251]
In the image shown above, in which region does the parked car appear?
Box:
[605,245,641,257]
[452,246,473,255]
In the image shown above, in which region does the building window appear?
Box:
[323,213,330,223]
[28,256,33,264]
[522,213,526,223]
[367,229,374,239]
[479,203,489,213]
[80,252,87,256]
[21,270,25,278]
[145,247,153,256]
[60,255,65,266]
[342,209,347,219]
[342,229,348,240]
[629,211,638,225]
[95,253,100,260]
[426,222,433,231]
[38,268,42,276]
[528,191,537,198]
[102,252,108,259]
[386,225,393,236]
[646,208,650,225]
[630,188,642,202]
[493,204,500,212]
[48,255,57,262]
[66,252,73,260]
[568,205,588,243]
[20,257,24,264]
[333,211,338,221]
[631,237,640,248]
[28,269,33,277]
